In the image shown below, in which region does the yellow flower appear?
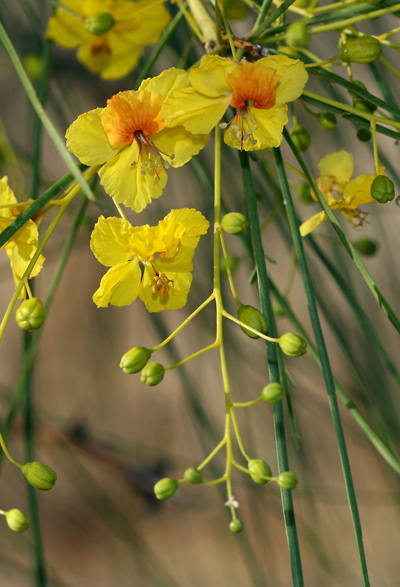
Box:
[47,0,170,80]
[66,68,209,212]
[0,177,44,296]
[162,55,308,150]
[90,208,209,312]
[299,150,379,236]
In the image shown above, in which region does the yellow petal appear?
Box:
[152,125,209,168]
[140,67,188,100]
[113,0,170,39]
[318,151,353,185]
[90,216,138,266]
[343,174,375,208]
[98,141,168,212]
[139,267,192,312]
[93,260,141,307]
[66,109,118,165]
[189,55,235,98]
[83,0,113,15]
[299,211,327,236]
[224,104,288,150]
[47,9,88,48]
[259,55,308,103]
[6,220,44,283]
[0,176,17,214]
[77,36,142,80]
[164,87,228,135]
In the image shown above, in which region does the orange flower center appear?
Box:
[228,62,280,110]
[101,91,164,147]
[90,38,111,56]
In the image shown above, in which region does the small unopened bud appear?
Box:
[183,467,203,484]
[22,54,43,81]
[349,81,377,113]
[286,21,310,49]
[5,509,30,532]
[291,125,311,152]
[120,346,151,374]
[84,12,115,36]
[261,382,284,403]
[140,362,165,386]
[340,35,382,64]
[371,175,395,203]
[221,212,248,235]
[279,332,307,357]
[297,182,314,204]
[16,298,45,331]
[154,477,178,500]
[248,459,272,485]
[229,519,244,533]
[277,471,298,490]
[220,255,240,275]
[353,238,378,256]
[357,127,371,142]
[317,112,337,130]
[272,299,286,317]
[22,462,57,490]
[238,304,268,339]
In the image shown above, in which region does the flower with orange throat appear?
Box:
[90,209,209,312]
[65,68,209,212]
[299,150,380,236]
[162,55,308,150]
[47,0,170,80]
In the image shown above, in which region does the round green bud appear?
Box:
[279,332,307,357]
[140,362,165,386]
[154,477,178,500]
[5,509,30,532]
[248,459,272,485]
[277,471,298,490]
[84,12,115,36]
[356,127,371,142]
[222,0,249,19]
[221,212,248,235]
[291,125,311,152]
[220,255,240,275]
[15,298,45,331]
[229,519,244,533]
[317,112,337,130]
[340,35,382,64]
[22,54,43,81]
[120,346,152,374]
[353,238,378,256]
[272,299,286,317]
[183,467,203,484]
[261,382,284,403]
[22,462,57,490]
[238,304,268,339]
[286,21,310,49]
[370,175,395,203]
[297,182,314,204]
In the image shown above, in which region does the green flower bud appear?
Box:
[340,35,382,64]
[286,21,310,49]
[120,346,152,374]
[222,0,249,19]
[353,238,378,256]
[261,382,284,403]
[356,127,371,142]
[154,477,178,500]
[279,332,307,357]
[140,362,165,386]
[183,467,203,484]
[317,112,337,130]
[277,471,298,490]
[84,12,115,36]
[248,459,272,485]
[297,182,314,204]
[22,54,43,81]
[221,212,248,235]
[291,125,311,152]
[15,298,45,331]
[5,509,30,532]
[229,519,244,533]
[370,175,395,203]
[272,299,286,317]
[22,462,57,490]
[238,304,268,339]
[220,255,240,275]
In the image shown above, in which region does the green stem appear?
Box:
[239,150,304,587]
[284,128,400,335]
[250,0,298,39]
[274,146,370,587]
